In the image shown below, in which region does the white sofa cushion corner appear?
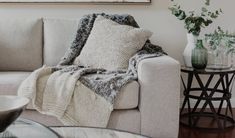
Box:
[0,72,31,95]
[43,18,79,66]
[0,18,43,71]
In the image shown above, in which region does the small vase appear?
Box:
[207,46,232,69]
[183,33,198,67]
[191,39,208,69]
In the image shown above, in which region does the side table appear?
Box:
[180,66,235,130]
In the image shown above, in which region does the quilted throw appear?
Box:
[18,13,164,127]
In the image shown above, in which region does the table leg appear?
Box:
[192,74,225,128]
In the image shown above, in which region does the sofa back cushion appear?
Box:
[43,18,79,66]
[0,18,43,71]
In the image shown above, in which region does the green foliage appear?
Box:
[205,27,235,54]
[205,0,210,5]
[169,0,222,36]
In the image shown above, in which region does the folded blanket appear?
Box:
[18,66,113,126]
[18,13,164,127]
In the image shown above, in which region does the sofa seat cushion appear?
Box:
[21,109,141,134]
[0,18,43,71]
[114,81,139,109]
[0,72,139,110]
[28,80,139,110]
[74,80,139,110]
[0,72,31,95]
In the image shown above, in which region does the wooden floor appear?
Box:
[179,124,235,138]
[178,109,235,138]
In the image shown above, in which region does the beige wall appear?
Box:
[1,0,235,106]
[1,0,234,61]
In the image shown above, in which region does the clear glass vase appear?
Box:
[207,46,232,69]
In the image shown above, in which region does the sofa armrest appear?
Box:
[138,55,180,138]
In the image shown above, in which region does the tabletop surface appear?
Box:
[51,126,149,138]
[1,118,148,138]
[181,66,235,74]
[0,118,60,138]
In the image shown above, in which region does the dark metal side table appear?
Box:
[180,66,235,130]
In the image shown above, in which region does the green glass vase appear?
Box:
[191,39,208,69]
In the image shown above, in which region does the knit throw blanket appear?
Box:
[18,13,164,127]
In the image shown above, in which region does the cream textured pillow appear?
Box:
[74,16,152,70]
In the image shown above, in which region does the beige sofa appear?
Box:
[0,18,180,138]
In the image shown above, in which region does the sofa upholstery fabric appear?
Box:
[0,72,31,95]
[107,109,140,133]
[43,18,79,66]
[0,18,42,71]
[138,55,180,138]
[21,109,141,134]
[113,81,139,109]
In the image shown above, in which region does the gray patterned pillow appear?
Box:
[73,16,152,70]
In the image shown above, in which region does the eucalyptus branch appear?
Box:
[169,0,222,36]
[205,27,235,54]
